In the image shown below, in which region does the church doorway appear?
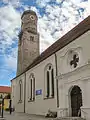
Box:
[70,85,82,117]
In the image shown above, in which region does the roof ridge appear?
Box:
[11,15,90,80]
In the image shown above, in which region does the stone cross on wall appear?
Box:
[70,54,79,68]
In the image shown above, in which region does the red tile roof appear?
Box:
[0,86,11,93]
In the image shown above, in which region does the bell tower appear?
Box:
[17,10,39,75]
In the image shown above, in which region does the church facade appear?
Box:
[11,10,90,119]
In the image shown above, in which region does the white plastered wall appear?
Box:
[11,79,16,109]
[12,74,25,113]
[12,30,90,118]
[25,54,57,115]
[56,31,90,119]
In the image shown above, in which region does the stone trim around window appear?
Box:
[44,64,55,99]
[19,80,23,102]
[28,74,35,102]
[28,97,35,102]
[18,100,22,104]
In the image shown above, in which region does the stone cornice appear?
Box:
[57,63,90,80]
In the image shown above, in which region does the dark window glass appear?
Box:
[31,79,32,100]
[19,80,22,101]
[30,36,34,41]
[51,69,54,97]
[29,76,35,101]
[47,71,49,97]
[49,66,51,70]
[33,78,35,100]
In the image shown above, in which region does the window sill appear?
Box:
[44,96,54,100]
[28,98,35,102]
[18,100,22,103]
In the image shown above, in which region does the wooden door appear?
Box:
[71,86,82,117]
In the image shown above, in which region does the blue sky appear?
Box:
[0,0,89,86]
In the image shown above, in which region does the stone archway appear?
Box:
[70,85,82,117]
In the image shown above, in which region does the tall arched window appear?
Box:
[45,64,54,98]
[28,73,35,102]
[19,80,23,102]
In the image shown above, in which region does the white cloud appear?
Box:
[0,0,89,72]
[4,47,18,70]
[0,4,21,47]
[2,0,21,8]
[30,6,41,18]
[0,4,21,71]
[36,0,52,7]
[5,55,17,70]
[37,0,89,52]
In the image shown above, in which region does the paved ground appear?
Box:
[2,112,30,120]
[0,112,84,120]
[1,112,53,120]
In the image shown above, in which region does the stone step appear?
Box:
[55,117,85,120]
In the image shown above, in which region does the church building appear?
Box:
[11,10,90,119]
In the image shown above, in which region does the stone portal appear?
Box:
[71,86,82,117]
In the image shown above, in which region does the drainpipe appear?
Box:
[55,53,59,108]
[24,72,26,113]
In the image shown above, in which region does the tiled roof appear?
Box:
[26,15,90,70]
[0,86,11,93]
[11,15,90,80]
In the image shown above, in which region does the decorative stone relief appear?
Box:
[68,50,79,69]
[70,53,79,68]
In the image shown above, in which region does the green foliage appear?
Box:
[4,93,11,99]
[0,94,3,99]
[5,108,9,111]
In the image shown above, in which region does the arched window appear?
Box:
[45,64,54,98]
[19,80,23,102]
[28,73,35,102]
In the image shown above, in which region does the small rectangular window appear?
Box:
[30,36,34,41]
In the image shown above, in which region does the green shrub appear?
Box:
[5,108,9,111]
